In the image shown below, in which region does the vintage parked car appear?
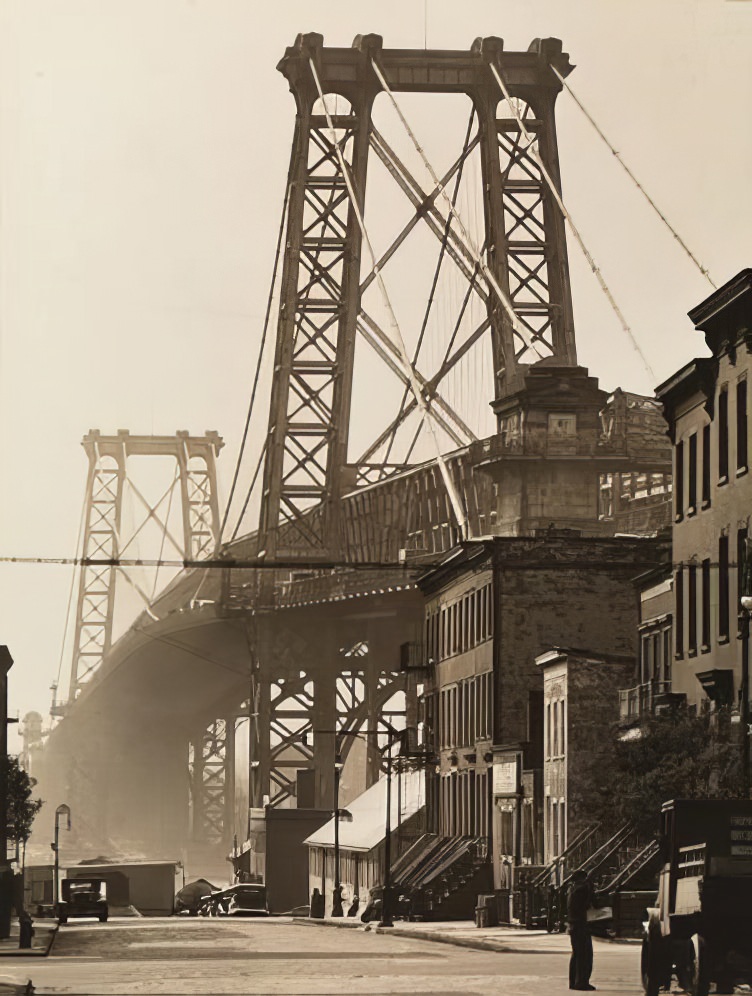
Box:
[175,878,218,916]
[200,883,269,917]
[57,878,108,924]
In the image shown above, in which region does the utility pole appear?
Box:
[332,739,344,917]
[0,647,14,939]
[739,537,752,797]
[379,733,394,928]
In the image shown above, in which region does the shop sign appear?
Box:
[493,756,520,796]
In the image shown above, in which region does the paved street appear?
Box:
[0,917,644,996]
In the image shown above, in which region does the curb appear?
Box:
[0,924,58,959]
[293,917,640,952]
[293,917,548,953]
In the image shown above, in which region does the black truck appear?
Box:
[641,799,752,996]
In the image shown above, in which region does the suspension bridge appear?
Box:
[24,33,688,871]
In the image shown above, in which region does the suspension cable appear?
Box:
[385,106,477,465]
[230,439,267,543]
[369,57,542,366]
[218,162,293,547]
[551,66,716,290]
[488,62,656,384]
[308,58,469,541]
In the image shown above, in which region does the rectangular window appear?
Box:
[546,702,552,758]
[688,564,697,655]
[688,433,697,513]
[675,568,684,658]
[675,439,685,520]
[702,424,711,506]
[719,535,730,642]
[562,699,567,756]
[552,800,560,858]
[640,634,650,685]
[553,701,559,756]
[738,378,748,472]
[701,558,711,651]
[739,527,749,632]
[719,386,729,482]
[663,627,672,685]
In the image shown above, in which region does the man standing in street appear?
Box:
[568,869,596,991]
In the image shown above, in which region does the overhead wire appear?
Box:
[551,66,717,290]
[487,62,656,385]
[308,58,470,541]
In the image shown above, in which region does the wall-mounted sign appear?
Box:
[493,754,521,797]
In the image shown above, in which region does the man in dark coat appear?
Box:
[568,869,596,990]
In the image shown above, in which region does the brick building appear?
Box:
[617,564,676,727]
[418,533,667,892]
[656,268,752,716]
[537,647,634,863]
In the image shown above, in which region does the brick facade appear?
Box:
[538,649,634,863]
[657,269,752,716]
[419,533,667,887]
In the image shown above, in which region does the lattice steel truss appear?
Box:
[258,33,577,562]
[239,627,413,814]
[68,431,223,701]
[189,719,231,844]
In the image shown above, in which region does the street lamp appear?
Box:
[741,592,752,799]
[52,804,71,911]
[332,744,345,917]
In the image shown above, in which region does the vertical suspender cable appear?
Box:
[487,62,656,384]
[551,66,716,290]
[308,59,470,542]
[369,58,542,362]
[219,165,293,547]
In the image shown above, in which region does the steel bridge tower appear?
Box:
[242,33,580,821]
[259,32,576,563]
[67,430,223,702]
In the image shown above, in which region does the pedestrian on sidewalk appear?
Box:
[567,870,596,991]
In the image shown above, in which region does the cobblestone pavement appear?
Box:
[0,916,644,996]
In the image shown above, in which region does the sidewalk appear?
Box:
[0,919,57,958]
[295,915,570,953]
[295,916,641,953]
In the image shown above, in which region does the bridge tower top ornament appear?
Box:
[258,34,577,564]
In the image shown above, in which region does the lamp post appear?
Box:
[740,595,752,798]
[332,741,344,917]
[380,730,394,928]
[52,804,71,911]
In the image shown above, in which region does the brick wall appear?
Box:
[493,537,664,748]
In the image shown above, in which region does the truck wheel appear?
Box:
[641,936,661,996]
[58,916,67,925]
[686,934,710,996]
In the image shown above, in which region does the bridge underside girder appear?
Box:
[37,586,423,857]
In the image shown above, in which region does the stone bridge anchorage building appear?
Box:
[29,33,671,873]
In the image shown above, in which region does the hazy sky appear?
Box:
[0,0,750,744]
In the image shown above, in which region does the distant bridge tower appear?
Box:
[258,32,577,562]
[67,430,223,702]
